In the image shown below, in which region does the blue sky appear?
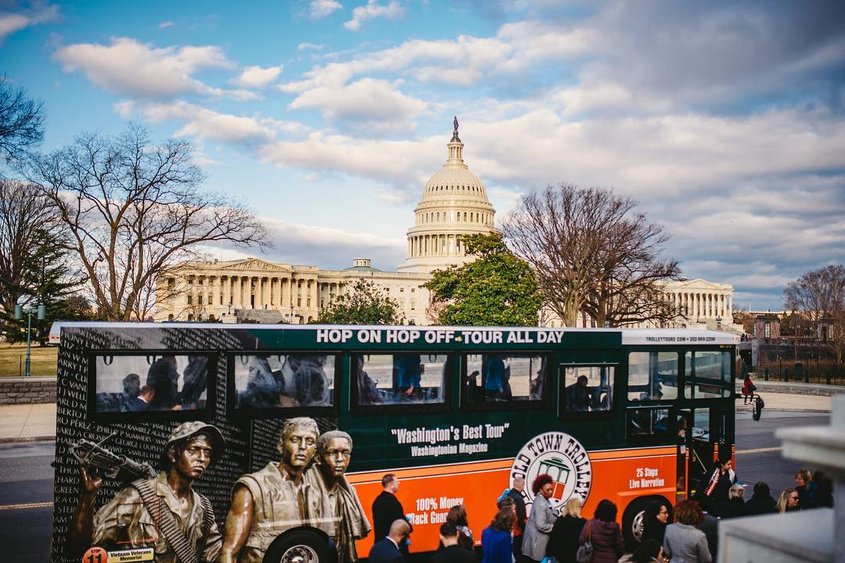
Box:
[2,0,844,312]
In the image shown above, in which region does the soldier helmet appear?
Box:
[166,421,226,462]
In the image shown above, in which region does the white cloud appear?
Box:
[309,0,342,19]
[0,3,59,41]
[53,37,235,98]
[344,0,405,31]
[158,21,174,29]
[298,42,324,51]
[233,65,284,88]
[288,78,426,132]
[116,100,279,144]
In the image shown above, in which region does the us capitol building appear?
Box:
[155,122,736,329]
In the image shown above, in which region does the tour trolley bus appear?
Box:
[50,323,738,562]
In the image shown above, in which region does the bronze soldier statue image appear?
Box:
[220,416,330,563]
[306,429,372,562]
[67,421,226,562]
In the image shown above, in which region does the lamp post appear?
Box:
[14,302,46,378]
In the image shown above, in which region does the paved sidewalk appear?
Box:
[0,385,839,443]
[0,403,57,443]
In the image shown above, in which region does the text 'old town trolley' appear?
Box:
[50,322,738,562]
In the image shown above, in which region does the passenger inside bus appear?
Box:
[565,375,591,412]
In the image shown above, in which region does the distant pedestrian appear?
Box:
[432,522,477,563]
[777,488,799,513]
[482,506,515,563]
[579,499,624,563]
[373,474,406,541]
[546,497,585,563]
[744,481,778,515]
[521,474,556,563]
[663,500,711,563]
[741,373,756,404]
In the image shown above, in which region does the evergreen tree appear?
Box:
[425,233,541,326]
[318,279,404,325]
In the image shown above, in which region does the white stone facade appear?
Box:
[154,122,738,329]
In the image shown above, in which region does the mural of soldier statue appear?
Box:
[219,417,332,563]
[306,429,372,562]
[67,421,226,562]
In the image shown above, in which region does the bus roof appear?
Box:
[49,321,740,346]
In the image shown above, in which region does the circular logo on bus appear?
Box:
[509,431,592,511]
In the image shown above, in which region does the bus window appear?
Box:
[93,354,211,413]
[233,354,335,409]
[685,350,731,382]
[354,353,448,405]
[463,354,547,405]
[561,365,615,413]
[626,407,671,443]
[628,352,678,402]
[684,350,731,399]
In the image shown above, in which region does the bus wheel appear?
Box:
[263,529,331,563]
[622,497,670,551]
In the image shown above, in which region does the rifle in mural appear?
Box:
[70,433,156,482]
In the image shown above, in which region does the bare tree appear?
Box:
[0,76,44,166]
[30,124,270,321]
[784,265,845,365]
[0,180,69,309]
[501,183,681,327]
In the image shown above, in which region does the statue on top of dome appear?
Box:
[453,115,459,135]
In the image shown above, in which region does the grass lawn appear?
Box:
[0,342,58,377]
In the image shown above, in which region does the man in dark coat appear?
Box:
[368,519,410,563]
[506,476,527,560]
[372,474,406,541]
[431,522,476,563]
[745,481,778,515]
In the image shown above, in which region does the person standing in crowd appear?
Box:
[368,519,411,563]
[794,467,818,509]
[507,476,528,560]
[777,488,800,513]
[433,522,477,563]
[663,500,712,563]
[521,474,556,563]
[702,455,736,517]
[579,499,624,563]
[722,484,748,519]
[373,474,407,541]
[446,504,474,550]
[696,506,718,563]
[125,384,155,411]
[619,538,666,563]
[811,470,834,508]
[744,481,778,515]
[482,506,515,563]
[546,497,586,563]
[641,501,670,545]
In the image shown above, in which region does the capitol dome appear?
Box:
[397,121,497,273]
[398,119,496,272]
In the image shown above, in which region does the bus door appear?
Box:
[681,407,730,497]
